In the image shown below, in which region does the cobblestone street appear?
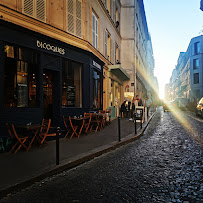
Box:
[1,107,203,202]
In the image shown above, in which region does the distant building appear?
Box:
[169,35,203,101]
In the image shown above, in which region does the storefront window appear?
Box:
[4,45,39,107]
[62,59,82,107]
[93,70,101,109]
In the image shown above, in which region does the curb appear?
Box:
[0,111,156,199]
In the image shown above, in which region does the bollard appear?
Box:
[134,113,137,134]
[56,127,60,165]
[118,116,121,142]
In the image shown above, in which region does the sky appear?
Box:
[143,0,203,99]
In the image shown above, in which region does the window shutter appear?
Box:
[92,13,98,49]
[111,38,113,62]
[67,0,74,34]
[76,0,82,37]
[36,0,46,22]
[23,0,34,17]
[92,14,95,47]
[105,30,108,58]
[95,17,98,49]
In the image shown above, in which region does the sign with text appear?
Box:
[67,85,75,107]
[37,40,65,55]
[93,60,101,70]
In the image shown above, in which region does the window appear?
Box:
[4,45,39,108]
[193,59,199,70]
[67,0,82,37]
[92,12,98,49]
[22,0,46,22]
[105,30,111,60]
[93,70,101,109]
[193,73,199,84]
[194,42,200,55]
[62,59,82,107]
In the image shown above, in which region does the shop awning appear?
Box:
[108,64,130,81]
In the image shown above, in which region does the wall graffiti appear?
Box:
[0,137,13,153]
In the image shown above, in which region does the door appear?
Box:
[43,69,54,120]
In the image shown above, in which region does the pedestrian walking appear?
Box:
[129,97,136,121]
[144,96,152,117]
[120,101,127,118]
[135,95,143,106]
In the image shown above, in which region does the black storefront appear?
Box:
[0,20,103,150]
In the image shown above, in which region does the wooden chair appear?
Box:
[6,123,29,154]
[39,119,61,144]
[83,113,92,133]
[90,113,101,132]
[98,110,107,128]
[69,116,79,139]
[63,116,78,139]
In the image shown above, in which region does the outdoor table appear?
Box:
[71,117,89,135]
[17,123,42,151]
[97,113,106,129]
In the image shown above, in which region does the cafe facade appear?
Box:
[0,20,104,130]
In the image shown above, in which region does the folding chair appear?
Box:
[90,113,100,132]
[98,110,107,129]
[69,116,79,139]
[83,113,92,133]
[6,123,29,154]
[39,119,61,144]
[63,116,78,139]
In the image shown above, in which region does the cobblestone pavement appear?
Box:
[1,107,203,202]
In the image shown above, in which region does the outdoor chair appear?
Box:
[83,113,92,133]
[6,123,29,154]
[63,116,78,139]
[98,110,107,128]
[39,119,61,144]
[90,113,101,132]
[69,116,79,139]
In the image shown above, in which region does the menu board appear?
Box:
[67,85,75,107]
[17,83,28,107]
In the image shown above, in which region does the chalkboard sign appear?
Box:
[17,83,28,107]
[67,85,75,107]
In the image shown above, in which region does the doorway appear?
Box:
[43,69,54,120]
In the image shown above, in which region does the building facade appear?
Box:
[120,0,158,103]
[0,0,157,143]
[0,0,132,139]
[169,35,203,102]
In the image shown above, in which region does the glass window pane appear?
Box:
[62,59,82,107]
[4,45,39,108]
[93,70,101,109]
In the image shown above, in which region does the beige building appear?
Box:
[120,0,158,102]
[0,0,130,123]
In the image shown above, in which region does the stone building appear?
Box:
[169,35,203,101]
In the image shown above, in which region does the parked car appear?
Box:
[196,97,203,117]
[173,97,188,110]
[163,101,176,112]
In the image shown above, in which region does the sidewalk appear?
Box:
[0,112,155,198]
